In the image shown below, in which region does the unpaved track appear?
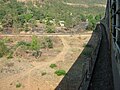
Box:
[0,33,92,37]
[0,36,71,90]
[26,37,70,90]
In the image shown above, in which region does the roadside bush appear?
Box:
[55,70,66,76]
[0,40,8,57]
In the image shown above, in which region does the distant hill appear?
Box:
[0,0,106,33]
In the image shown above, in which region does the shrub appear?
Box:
[2,14,13,28]
[32,51,42,58]
[86,23,93,30]
[50,64,57,68]
[16,82,21,88]
[41,72,47,76]
[40,42,46,48]
[46,26,55,33]
[95,14,101,21]
[43,17,54,25]
[0,40,8,57]
[7,52,13,59]
[87,15,94,22]
[41,37,53,49]
[16,41,31,47]
[80,14,86,22]
[2,37,12,43]
[30,35,40,51]
[55,70,66,76]
[86,21,95,31]
[45,37,53,48]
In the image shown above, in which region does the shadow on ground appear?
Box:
[55,25,101,90]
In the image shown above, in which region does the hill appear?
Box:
[0,0,106,34]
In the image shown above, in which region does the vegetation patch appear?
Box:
[41,37,53,49]
[46,25,55,33]
[41,72,47,76]
[16,41,31,47]
[55,70,66,76]
[7,52,13,59]
[16,82,22,88]
[30,35,40,51]
[50,64,57,68]
[0,0,105,34]
[0,40,9,58]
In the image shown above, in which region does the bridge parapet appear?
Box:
[101,0,120,90]
[80,0,120,90]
